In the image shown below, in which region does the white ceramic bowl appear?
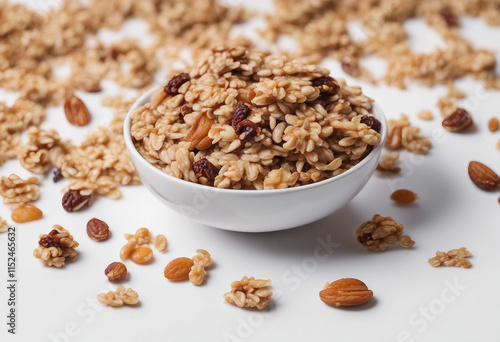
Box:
[124,88,387,232]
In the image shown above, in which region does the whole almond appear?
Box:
[64,94,91,126]
[319,278,373,307]
[11,204,43,223]
[164,257,194,281]
[86,218,110,241]
[442,108,473,132]
[390,189,419,205]
[468,161,500,191]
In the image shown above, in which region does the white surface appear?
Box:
[1,1,500,341]
[124,89,386,232]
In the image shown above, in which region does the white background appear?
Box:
[1,1,500,341]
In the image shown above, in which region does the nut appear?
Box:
[105,262,127,282]
[442,108,473,132]
[468,161,500,191]
[153,234,167,252]
[319,278,373,307]
[488,117,499,132]
[62,190,92,212]
[390,189,418,205]
[189,264,206,286]
[187,112,214,150]
[64,94,91,126]
[11,203,43,223]
[86,218,110,241]
[192,249,212,267]
[120,241,135,261]
[129,246,153,264]
[164,257,194,281]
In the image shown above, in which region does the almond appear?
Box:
[319,278,373,307]
[468,161,500,191]
[11,204,43,223]
[64,94,91,126]
[164,257,194,281]
[187,112,214,150]
[442,108,473,132]
[390,189,419,205]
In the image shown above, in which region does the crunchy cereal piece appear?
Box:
[223,276,273,310]
[446,82,466,99]
[356,214,415,251]
[0,174,39,208]
[153,234,167,252]
[189,264,207,286]
[437,96,457,118]
[386,114,432,154]
[11,204,43,223]
[192,249,212,268]
[428,248,472,268]
[417,110,434,121]
[129,246,153,264]
[376,152,401,174]
[120,241,136,261]
[17,127,62,174]
[97,286,139,307]
[0,216,8,233]
[126,228,151,245]
[33,225,79,267]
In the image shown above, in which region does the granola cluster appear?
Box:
[376,152,401,174]
[189,249,212,286]
[356,214,415,251]
[97,286,139,307]
[223,276,273,310]
[428,247,472,268]
[386,115,433,154]
[0,174,39,208]
[33,225,79,267]
[0,216,7,233]
[17,127,67,174]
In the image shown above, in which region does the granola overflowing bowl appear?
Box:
[124,47,386,231]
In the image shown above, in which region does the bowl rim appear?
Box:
[124,87,387,195]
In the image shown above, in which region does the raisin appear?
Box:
[358,233,372,243]
[341,57,361,77]
[311,76,340,101]
[193,158,219,184]
[360,115,381,133]
[180,105,193,116]
[62,190,92,212]
[164,73,191,96]
[53,169,63,183]
[235,119,259,141]
[440,6,458,27]
[231,101,251,130]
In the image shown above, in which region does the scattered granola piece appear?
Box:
[153,234,168,252]
[386,115,432,154]
[223,276,272,310]
[356,214,415,251]
[417,110,434,121]
[188,249,212,286]
[428,248,472,268]
[376,152,401,174]
[97,286,139,307]
[0,216,8,233]
[33,225,79,267]
[0,174,39,208]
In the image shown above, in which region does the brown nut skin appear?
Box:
[468,161,500,191]
[390,189,419,205]
[86,218,110,241]
[442,108,473,132]
[164,257,194,281]
[320,278,373,307]
[105,262,127,282]
[64,94,91,126]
